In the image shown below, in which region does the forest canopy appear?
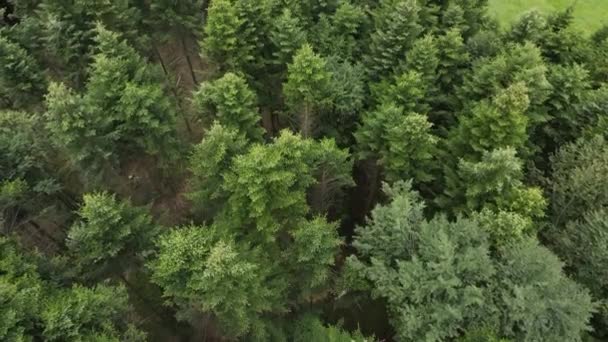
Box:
[1,0,608,341]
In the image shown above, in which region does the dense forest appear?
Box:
[1,0,608,341]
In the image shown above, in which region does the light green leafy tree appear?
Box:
[312,1,367,61]
[291,314,370,342]
[161,131,352,338]
[445,148,546,218]
[0,111,60,235]
[549,135,608,227]
[0,236,44,340]
[1,237,144,341]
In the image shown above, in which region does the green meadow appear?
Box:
[488,0,608,34]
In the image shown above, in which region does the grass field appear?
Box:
[488,0,608,34]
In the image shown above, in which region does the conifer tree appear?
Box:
[283,44,332,138]
[150,224,284,339]
[45,25,178,175]
[270,8,307,68]
[450,83,530,159]
[192,73,264,141]
[202,0,245,72]
[67,192,159,277]
[347,181,496,341]
[365,0,422,78]
[459,42,551,121]
[188,122,249,218]
[356,104,437,185]
[0,36,46,109]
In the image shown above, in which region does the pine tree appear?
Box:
[312,1,367,61]
[356,103,437,184]
[365,0,423,78]
[45,25,178,176]
[283,44,332,138]
[495,238,594,341]
[192,73,264,141]
[459,42,551,121]
[270,8,307,68]
[444,148,546,218]
[67,192,159,277]
[41,284,145,341]
[549,135,608,227]
[150,224,284,339]
[347,181,496,341]
[188,122,249,218]
[0,110,59,235]
[202,0,245,72]
[0,36,46,109]
[450,83,530,159]
[401,34,439,92]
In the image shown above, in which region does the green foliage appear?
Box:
[203,0,271,73]
[202,0,245,71]
[45,25,178,173]
[35,0,146,84]
[371,70,429,113]
[435,29,470,99]
[348,181,495,341]
[495,238,594,341]
[549,135,608,227]
[450,83,530,158]
[447,148,546,217]
[283,44,332,137]
[1,237,144,340]
[150,225,283,339]
[292,314,370,342]
[365,0,422,78]
[41,284,144,341]
[0,111,59,233]
[312,1,367,60]
[401,34,439,92]
[192,73,264,141]
[0,236,43,340]
[146,0,204,37]
[459,326,510,342]
[270,8,307,67]
[188,123,249,218]
[459,42,551,120]
[320,57,366,143]
[540,63,592,148]
[356,104,437,184]
[553,209,608,296]
[0,36,46,109]
[168,131,350,337]
[67,192,159,274]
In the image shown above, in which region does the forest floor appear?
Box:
[488,0,607,34]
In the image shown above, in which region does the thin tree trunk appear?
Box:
[154,45,193,135]
[29,220,64,249]
[181,36,198,85]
